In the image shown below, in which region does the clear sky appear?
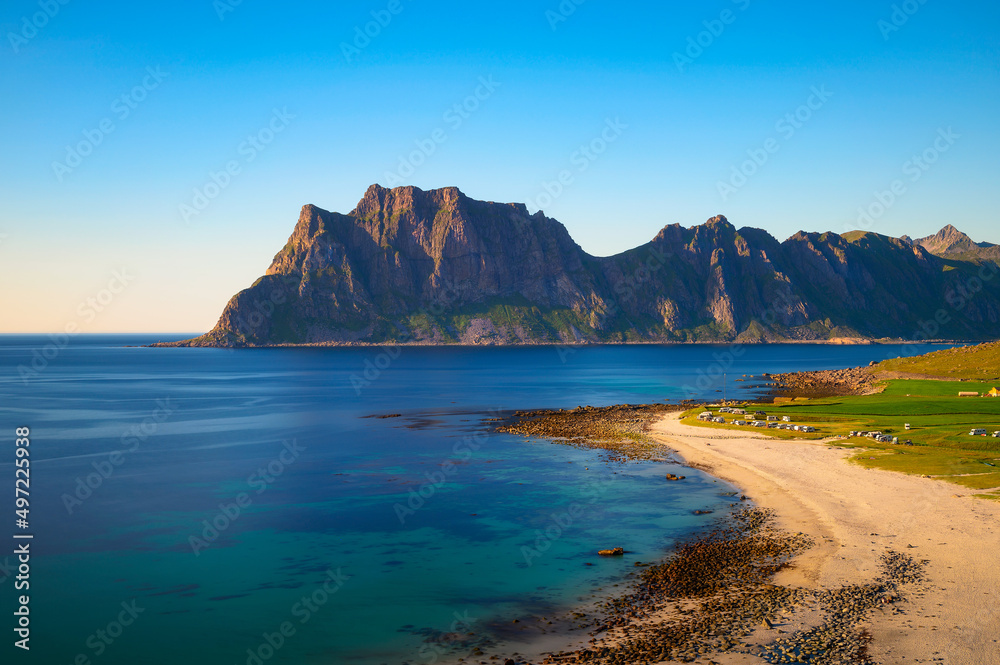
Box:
[1,0,998,333]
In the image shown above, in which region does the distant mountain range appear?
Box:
[908,225,1000,263]
[163,185,1000,347]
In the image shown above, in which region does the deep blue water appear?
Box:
[0,336,959,664]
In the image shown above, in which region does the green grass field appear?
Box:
[682,378,1000,499]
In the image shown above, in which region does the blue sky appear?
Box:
[1,0,998,332]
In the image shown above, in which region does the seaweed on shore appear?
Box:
[494,404,683,462]
[536,508,925,665]
[491,405,927,665]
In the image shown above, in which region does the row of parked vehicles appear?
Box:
[700,409,999,441]
[698,409,816,433]
[850,430,911,445]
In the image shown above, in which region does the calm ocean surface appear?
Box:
[0,336,959,664]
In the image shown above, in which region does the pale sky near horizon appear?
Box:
[1,0,998,333]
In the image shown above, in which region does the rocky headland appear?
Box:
[157,184,1000,348]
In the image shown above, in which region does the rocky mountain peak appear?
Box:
[166,186,1000,348]
[916,224,988,256]
[289,204,329,242]
[351,183,464,219]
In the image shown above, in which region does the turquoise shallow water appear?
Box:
[0,337,959,664]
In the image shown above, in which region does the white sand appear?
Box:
[648,413,1000,665]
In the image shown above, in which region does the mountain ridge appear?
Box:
[914,224,1000,262]
[162,185,1000,347]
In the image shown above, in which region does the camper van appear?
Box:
[970,429,987,436]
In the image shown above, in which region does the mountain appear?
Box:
[165,185,1000,347]
[915,225,1000,263]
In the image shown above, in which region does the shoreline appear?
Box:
[644,412,1000,664]
[491,410,1000,664]
[144,338,982,349]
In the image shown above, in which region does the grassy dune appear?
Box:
[683,378,1000,499]
[878,341,1000,380]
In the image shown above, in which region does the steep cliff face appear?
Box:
[174,185,1000,347]
[193,185,604,346]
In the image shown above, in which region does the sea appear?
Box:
[0,336,960,664]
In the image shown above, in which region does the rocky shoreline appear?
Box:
[492,406,929,665]
[494,404,684,462]
[764,366,882,397]
[537,508,925,665]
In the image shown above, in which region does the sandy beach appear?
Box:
[646,413,1000,665]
